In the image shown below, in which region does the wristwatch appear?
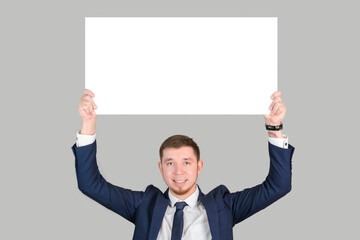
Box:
[265,122,283,131]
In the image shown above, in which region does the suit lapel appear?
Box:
[148,189,170,240]
[147,186,221,240]
[198,187,220,240]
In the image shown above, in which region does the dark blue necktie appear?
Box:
[171,201,188,240]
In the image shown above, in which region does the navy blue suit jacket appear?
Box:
[72,140,294,240]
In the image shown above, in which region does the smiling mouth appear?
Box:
[173,180,187,184]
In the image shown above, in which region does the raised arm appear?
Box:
[226,91,295,224]
[226,142,295,225]
[72,89,145,223]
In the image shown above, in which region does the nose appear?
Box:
[174,164,185,175]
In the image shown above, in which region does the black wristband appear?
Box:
[265,122,283,131]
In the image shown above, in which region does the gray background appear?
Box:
[1,0,359,239]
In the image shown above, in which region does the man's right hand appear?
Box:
[78,89,97,135]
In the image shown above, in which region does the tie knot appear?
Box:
[175,201,187,210]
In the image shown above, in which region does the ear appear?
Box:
[158,161,163,175]
[197,160,204,175]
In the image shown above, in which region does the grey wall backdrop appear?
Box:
[1,0,359,239]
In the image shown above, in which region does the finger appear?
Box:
[275,107,282,116]
[85,101,96,113]
[83,104,91,116]
[271,103,279,115]
[80,101,94,115]
[87,104,96,116]
[269,97,281,111]
[275,99,285,112]
[84,89,95,97]
[83,89,95,98]
[81,109,87,116]
[274,96,281,103]
[269,100,275,111]
[83,95,97,110]
[87,101,96,115]
[82,96,97,110]
[271,91,281,99]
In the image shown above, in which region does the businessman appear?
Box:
[72,89,295,240]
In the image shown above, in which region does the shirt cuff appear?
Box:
[268,135,289,149]
[76,131,96,147]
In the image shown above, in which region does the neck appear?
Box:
[170,184,197,200]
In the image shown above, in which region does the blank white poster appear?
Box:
[85,17,277,115]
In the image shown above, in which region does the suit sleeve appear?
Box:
[71,140,145,224]
[225,142,295,225]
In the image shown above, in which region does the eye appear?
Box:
[184,162,190,165]
[167,162,174,166]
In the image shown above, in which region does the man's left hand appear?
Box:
[264,91,286,125]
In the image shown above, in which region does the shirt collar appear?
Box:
[168,185,199,208]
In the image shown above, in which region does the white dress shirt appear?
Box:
[156,186,211,239]
[75,131,289,239]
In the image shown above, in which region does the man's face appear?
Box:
[158,146,203,200]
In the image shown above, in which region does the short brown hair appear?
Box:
[159,135,200,161]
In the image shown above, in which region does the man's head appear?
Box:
[158,135,203,200]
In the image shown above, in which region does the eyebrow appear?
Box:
[164,157,193,162]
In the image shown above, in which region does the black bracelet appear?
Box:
[265,122,283,131]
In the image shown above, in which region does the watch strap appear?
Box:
[265,122,283,131]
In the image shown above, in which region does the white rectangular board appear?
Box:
[85,17,277,115]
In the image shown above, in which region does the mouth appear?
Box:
[173,180,187,185]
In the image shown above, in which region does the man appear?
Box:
[72,89,295,240]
